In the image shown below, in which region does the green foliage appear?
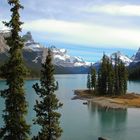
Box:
[107,60,115,95]
[0,0,30,139]
[87,65,96,91]
[88,54,128,96]
[91,68,96,90]
[97,55,108,95]
[87,73,91,90]
[118,61,128,95]
[33,49,63,140]
[114,54,119,95]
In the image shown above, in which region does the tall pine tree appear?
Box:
[96,54,127,96]
[0,0,30,139]
[97,54,108,95]
[91,68,96,91]
[33,49,63,140]
[114,54,120,95]
[87,72,91,90]
[107,59,115,95]
[118,61,128,95]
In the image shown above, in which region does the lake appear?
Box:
[0,74,140,140]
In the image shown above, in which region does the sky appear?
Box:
[1,0,140,62]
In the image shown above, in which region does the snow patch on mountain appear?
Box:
[93,51,132,68]
[111,51,132,66]
[32,56,40,63]
[24,42,44,52]
[23,32,44,52]
[50,46,90,67]
[0,29,10,34]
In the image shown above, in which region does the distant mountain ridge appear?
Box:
[0,31,90,75]
[1,30,140,76]
[92,51,133,69]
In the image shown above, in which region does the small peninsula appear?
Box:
[73,90,140,109]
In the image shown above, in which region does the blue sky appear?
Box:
[1,0,140,62]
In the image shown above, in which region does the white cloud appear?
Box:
[0,20,10,31]
[83,4,140,16]
[23,19,140,49]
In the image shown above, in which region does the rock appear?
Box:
[98,137,107,140]
[83,102,88,105]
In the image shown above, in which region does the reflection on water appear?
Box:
[88,102,128,139]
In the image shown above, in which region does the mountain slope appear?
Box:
[93,51,132,69]
[128,48,140,79]
[111,51,132,66]
[0,31,90,75]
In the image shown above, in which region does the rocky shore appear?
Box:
[73,90,140,109]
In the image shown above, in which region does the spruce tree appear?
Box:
[91,68,96,91]
[114,54,120,95]
[0,0,30,139]
[107,59,114,95]
[96,54,128,96]
[123,66,128,94]
[87,73,91,90]
[33,49,63,140]
[97,54,108,95]
[118,61,128,95]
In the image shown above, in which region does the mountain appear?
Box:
[0,30,10,53]
[50,46,89,67]
[92,51,132,69]
[129,47,140,68]
[128,48,140,79]
[2,30,138,76]
[110,51,132,66]
[130,48,140,65]
[0,31,90,75]
[23,32,44,52]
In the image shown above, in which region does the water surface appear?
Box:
[0,75,140,140]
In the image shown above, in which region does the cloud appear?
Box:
[0,21,10,30]
[83,4,140,16]
[23,19,140,49]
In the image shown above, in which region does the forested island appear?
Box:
[74,54,140,109]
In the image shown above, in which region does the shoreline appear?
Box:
[73,90,140,109]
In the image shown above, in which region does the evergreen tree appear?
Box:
[91,68,96,91]
[96,54,127,96]
[33,49,63,140]
[113,54,128,95]
[97,54,108,95]
[123,66,128,94]
[0,0,30,139]
[106,59,114,95]
[118,61,128,95]
[97,69,102,95]
[114,54,120,95]
[87,73,91,90]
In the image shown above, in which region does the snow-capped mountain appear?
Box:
[129,48,140,68]
[23,32,44,52]
[3,30,140,75]
[0,31,90,74]
[132,48,140,63]
[111,51,132,66]
[22,32,89,67]
[93,51,132,69]
[50,46,89,67]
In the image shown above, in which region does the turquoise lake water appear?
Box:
[0,74,140,140]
